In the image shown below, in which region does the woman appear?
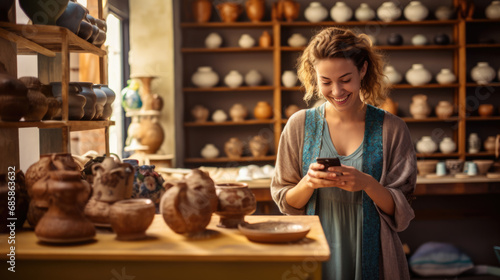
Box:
[271,27,416,280]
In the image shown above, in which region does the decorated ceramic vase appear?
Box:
[249,135,270,157]
[435,6,454,20]
[486,1,500,19]
[191,104,210,122]
[416,136,438,154]
[439,137,456,154]
[331,2,352,22]
[109,198,155,241]
[471,62,496,85]
[19,76,48,121]
[215,183,256,228]
[212,109,228,122]
[0,72,29,121]
[238,34,255,48]
[224,70,244,88]
[121,80,142,111]
[245,70,263,86]
[436,69,456,85]
[377,2,402,22]
[201,144,219,158]
[304,2,328,23]
[403,1,428,21]
[245,0,265,22]
[384,65,402,84]
[287,33,307,47]
[217,2,242,23]
[355,3,375,21]
[224,137,244,158]
[254,101,273,120]
[282,70,298,87]
[205,32,223,48]
[192,0,212,23]
[130,164,165,213]
[405,64,432,86]
[192,67,219,88]
[410,94,431,119]
[435,101,454,119]
[229,103,248,121]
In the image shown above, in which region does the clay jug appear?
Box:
[246,0,265,22]
[138,115,165,154]
[192,0,212,23]
[19,76,48,121]
[217,2,242,23]
[224,137,244,158]
[259,30,272,47]
[249,135,269,157]
[380,97,398,115]
[254,101,273,120]
[410,94,430,119]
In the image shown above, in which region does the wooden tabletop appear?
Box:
[0,215,330,262]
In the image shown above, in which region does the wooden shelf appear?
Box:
[279,19,459,27]
[465,152,496,157]
[465,18,500,23]
[466,116,500,121]
[0,120,115,131]
[466,82,500,87]
[185,155,276,163]
[391,83,459,89]
[280,45,459,52]
[183,85,275,92]
[466,43,500,48]
[184,119,274,127]
[181,22,273,28]
[182,47,274,53]
[416,153,460,158]
[403,117,459,123]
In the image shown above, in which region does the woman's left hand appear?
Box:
[328,164,377,192]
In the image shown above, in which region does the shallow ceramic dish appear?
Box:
[238,221,310,243]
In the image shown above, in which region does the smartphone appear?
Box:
[316,157,342,175]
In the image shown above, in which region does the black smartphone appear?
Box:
[316,157,342,175]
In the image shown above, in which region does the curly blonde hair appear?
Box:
[297,27,388,107]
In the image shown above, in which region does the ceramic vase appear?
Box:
[258,30,272,47]
[217,2,242,23]
[192,67,219,88]
[0,72,29,121]
[224,70,244,88]
[435,101,454,119]
[405,64,432,86]
[109,199,155,241]
[355,3,375,21]
[130,164,165,213]
[229,103,248,121]
[74,82,97,120]
[478,104,494,117]
[435,6,454,20]
[50,82,86,120]
[205,32,222,48]
[56,1,86,34]
[34,170,94,244]
[484,136,496,153]
[254,101,273,120]
[331,2,352,22]
[246,0,265,22]
[121,80,142,111]
[192,0,212,23]
[215,183,256,228]
[19,76,48,121]
[403,1,428,21]
[287,33,307,47]
[411,34,428,46]
[91,85,107,120]
[19,0,69,25]
[471,62,496,85]
[285,104,300,118]
[434,33,450,45]
[387,33,403,45]
[282,70,298,87]
[224,137,244,158]
[436,69,456,85]
[281,0,300,22]
[249,135,269,157]
[0,171,29,233]
[238,34,255,48]
[201,143,219,159]
[40,84,61,120]
[96,84,116,120]
[138,116,165,154]
[212,109,227,122]
[416,136,438,153]
[439,137,456,154]
[410,94,431,119]
[245,70,263,86]
[383,65,402,84]
[191,104,209,122]
[377,2,402,22]
[486,1,500,19]
[468,133,481,153]
[304,2,328,23]
[380,97,398,115]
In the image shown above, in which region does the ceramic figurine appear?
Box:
[355,3,375,21]
[192,66,219,88]
[246,0,265,22]
[405,64,432,86]
[214,183,256,228]
[377,2,402,22]
[205,32,223,49]
[330,2,352,22]
[229,103,248,121]
[410,94,431,119]
[439,137,456,154]
[245,70,263,86]
[212,109,228,122]
[224,70,244,88]
[471,62,496,85]
[217,2,242,23]
[253,101,273,120]
[416,136,438,154]
[109,198,155,241]
[403,1,428,21]
[224,137,244,158]
[435,101,454,119]
[130,164,165,213]
[201,143,219,159]
[304,2,328,23]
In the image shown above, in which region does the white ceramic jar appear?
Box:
[355,3,375,21]
[471,62,496,85]
[403,1,428,21]
[436,68,456,85]
[238,34,255,48]
[229,103,248,121]
[224,70,243,88]
[304,2,328,23]
[212,109,228,122]
[486,1,500,20]
[434,6,454,20]
[383,65,402,84]
[416,136,438,154]
[205,32,222,49]
[201,144,219,159]
[405,64,432,86]
[377,2,402,22]
[282,71,298,87]
[410,94,431,119]
[287,33,307,47]
[439,137,456,154]
[191,66,219,88]
[411,34,428,46]
[330,2,353,22]
[244,70,263,86]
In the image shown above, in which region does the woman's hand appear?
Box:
[306,163,377,192]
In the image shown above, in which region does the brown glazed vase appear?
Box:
[246,0,265,22]
[0,72,29,121]
[192,0,212,23]
[109,199,155,241]
[215,183,256,228]
[259,30,272,47]
[0,171,29,232]
[224,137,244,159]
[34,170,95,244]
[74,82,97,120]
[19,76,48,121]
[282,0,300,22]
[253,101,273,120]
[217,2,242,23]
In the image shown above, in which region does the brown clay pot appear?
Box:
[217,2,242,23]
[379,97,398,115]
[253,101,273,120]
[259,30,272,47]
[191,105,209,122]
[40,83,61,120]
[137,116,165,154]
[0,171,29,232]
[249,135,270,157]
[0,72,29,121]
[224,137,244,159]
[19,76,48,121]
[435,100,454,119]
[245,0,265,22]
[109,199,155,241]
[215,183,256,228]
[192,0,212,23]
[478,104,494,117]
[282,0,300,22]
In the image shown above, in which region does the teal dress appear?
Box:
[318,119,363,280]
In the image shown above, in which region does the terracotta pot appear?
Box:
[137,116,165,154]
[34,170,95,244]
[192,0,212,23]
[379,97,398,115]
[229,103,248,121]
[19,76,48,121]
[0,171,29,233]
[191,105,209,122]
[249,135,269,157]
[435,101,454,119]
[246,0,265,22]
[50,82,86,120]
[478,104,494,117]
[224,137,244,159]
[109,199,155,241]
[0,72,29,121]
[215,183,256,228]
[253,101,273,120]
[217,2,242,23]
[259,30,272,47]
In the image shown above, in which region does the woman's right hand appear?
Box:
[303,162,343,189]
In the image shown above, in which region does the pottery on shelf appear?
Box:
[95,84,116,120]
[377,2,402,22]
[50,82,86,120]
[330,2,352,22]
[471,62,496,85]
[217,2,242,23]
[287,33,307,47]
[253,101,273,120]
[436,69,456,85]
[417,160,438,176]
[19,0,69,25]
[259,30,272,47]
[19,76,48,122]
[405,64,432,86]
[383,65,402,84]
[484,136,496,153]
[56,1,86,34]
[40,84,61,120]
[215,183,256,228]
[435,6,454,20]
[138,115,165,154]
[201,143,219,159]
[91,84,107,120]
[435,101,454,119]
[473,160,494,175]
[238,34,255,48]
[161,169,218,235]
[439,137,456,154]
[282,70,298,87]
[403,1,428,21]
[411,34,428,46]
[416,136,438,154]
[224,70,244,88]
[224,137,244,159]
[387,33,403,46]
[478,104,494,117]
[192,0,212,23]
[355,3,375,21]
[73,82,97,120]
[434,33,450,45]
[245,70,263,86]
[191,104,209,122]
[205,32,223,49]
[285,104,300,118]
[0,71,29,121]
[275,0,300,22]
[445,159,464,175]
[468,133,481,154]
[229,103,248,122]
[130,164,165,213]
[0,171,29,233]
[486,1,500,20]
[192,66,219,88]
[212,109,228,122]
[410,94,431,119]
[246,0,265,22]
[304,2,328,23]
[109,199,155,241]
[379,97,398,115]
[249,135,270,157]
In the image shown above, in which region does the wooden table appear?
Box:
[0,215,330,280]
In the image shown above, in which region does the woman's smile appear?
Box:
[332,93,352,104]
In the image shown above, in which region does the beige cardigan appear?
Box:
[271,109,417,279]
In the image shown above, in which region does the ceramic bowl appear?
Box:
[445,159,465,175]
[417,160,438,176]
[215,183,256,228]
[472,160,494,175]
[109,198,155,241]
[238,222,310,243]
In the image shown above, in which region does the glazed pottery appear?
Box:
[249,135,270,157]
[254,101,273,120]
[161,169,218,235]
[0,172,29,232]
[473,160,493,175]
[445,159,464,175]
[229,103,248,121]
[41,84,61,120]
[205,32,223,48]
[434,33,450,45]
[436,162,446,176]
[0,0,14,22]
[410,94,431,119]
[130,165,165,213]
[51,82,86,120]
[92,22,107,47]
[436,69,456,85]
[355,3,375,21]
[217,2,242,23]
[377,2,402,22]
[212,109,228,122]
[74,82,97,120]
[403,1,428,21]
[411,34,428,46]
[387,33,403,45]
[138,116,165,154]
[330,2,352,22]
[56,1,86,34]
[246,0,265,22]
[96,84,116,120]
[486,1,500,19]
[416,136,438,154]
[285,104,300,118]
[406,64,432,86]
[478,104,494,117]
[380,97,398,115]
[287,33,307,47]
[201,144,219,158]
[224,70,244,88]
[224,137,244,158]
[121,80,142,111]
[304,2,328,23]
[191,104,210,122]
[109,199,155,240]
[435,100,454,119]
[383,65,402,84]
[0,72,28,121]
[86,15,100,44]
[238,34,255,48]
[416,160,438,175]
[192,0,212,23]
[435,6,454,20]
[77,17,93,41]
[91,85,107,120]
[282,70,298,87]
[484,136,496,153]
[259,30,272,47]
[468,133,481,153]
[215,183,256,228]
[19,0,69,25]
[245,70,263,86]
[192,67,219,88]
[439,137,456,154]
[281,0,300,22]
[19,76,48,121]
[471,62,496,85]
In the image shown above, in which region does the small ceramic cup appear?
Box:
[466,162,478,176]
[109,199,156,241]
[436,161,447,176]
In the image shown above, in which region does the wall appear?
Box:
[129,0,175,160]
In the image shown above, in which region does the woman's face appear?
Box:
[315,58,367,112]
